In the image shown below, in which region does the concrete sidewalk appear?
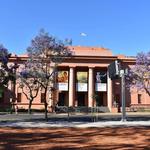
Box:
[0,112,150,128]
[0,120,150,128]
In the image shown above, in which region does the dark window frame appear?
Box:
[138,94,142,104]
[17,93,22,102]
[41,93,45,103]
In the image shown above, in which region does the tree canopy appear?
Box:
[128,51,150,96]
[0,44,18,86]
[19,30,72,120]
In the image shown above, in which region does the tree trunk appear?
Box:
[44,90,48,121]
[145,87,150,97]
[28,99,33,114]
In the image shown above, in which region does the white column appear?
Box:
[69,67,74,106]
[88,67,94,107]
[107,71,112,112]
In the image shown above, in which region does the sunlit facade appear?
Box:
[0,46,150,112]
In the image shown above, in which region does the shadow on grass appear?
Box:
[0,127,150,150]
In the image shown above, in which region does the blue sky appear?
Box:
[0,0,150,56]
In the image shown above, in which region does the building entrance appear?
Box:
[58,92,66,106]
[95,92,107,106]
[98,93,103,106]
[77,92,86,106]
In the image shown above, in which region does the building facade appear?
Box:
[0,46,150,112]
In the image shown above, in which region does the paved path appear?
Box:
[1,121,150,128]
[0,112,150,128]
[1,120,150,128]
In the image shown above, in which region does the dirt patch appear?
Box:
[0,127,150,149]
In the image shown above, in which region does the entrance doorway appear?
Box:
[58,93,65,106]
[95,92,107,106]
[97,93,103,106]
[77,92,85,106]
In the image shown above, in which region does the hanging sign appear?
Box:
[57,71,68,91]
[76,72,88,91]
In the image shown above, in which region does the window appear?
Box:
[138,94,142,104]
[17,93,22,102]
[41,93,45,103]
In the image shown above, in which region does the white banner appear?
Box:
[57,83,68,91]
[76,83,87,91]
[95,83,107,91]
[57,71,68,91]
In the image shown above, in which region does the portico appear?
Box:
[57,66,112,111]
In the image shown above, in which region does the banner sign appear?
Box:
[57,83,68,91]
[57,71,68,91]
[76,72,88,91]
[95,83,107,91]
[95,71,107,83]
[95,71,107,91]
[76,83,87,91]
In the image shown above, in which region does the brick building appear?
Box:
[0,46,150,112]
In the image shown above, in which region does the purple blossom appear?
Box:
[0,44,8,57]
[0,44,18,86]
[27,29,71,59]
[20,70,28,78]
[127,51,150,96]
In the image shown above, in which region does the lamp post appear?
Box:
[108,61,127,122]
[120,70,126,122]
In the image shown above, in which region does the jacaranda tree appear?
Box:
[0,44,18,111]
[0,45,11,86]
[23,29,71,120]
[128,51,150,96]
[18,61,41,114]
[0,44,18,87]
